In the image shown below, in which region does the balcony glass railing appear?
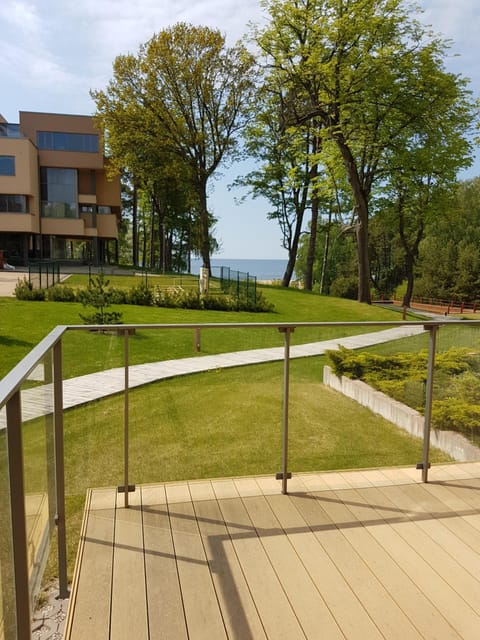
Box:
[0,123,21,138]
[1,320,480,637]
[40,201,78,219]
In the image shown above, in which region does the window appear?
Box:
[37,131,99,153]
[98,206,111,214]
[0,156,15,176]
[40,167,78,218]
[0,195,27,213]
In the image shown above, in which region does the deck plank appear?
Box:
[192,495,268,640]
[290,489,420,640]
[329,487,461,639]
[246,494,344,639]
[110,488,148,640]
[355,484,480,639]
[141,484,188,640]
[66,488,116,640]
[167,493,228,639]
[217,496,306,639]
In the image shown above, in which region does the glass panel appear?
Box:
[37,132,99,153]
[21,351,57,606]
[0,195,28,213]
[288,323,453,475]
[40,168,78,218]
[0,123,21,138]
[0,405,17,638]
[433,322,480,468]
[61,328,123,580]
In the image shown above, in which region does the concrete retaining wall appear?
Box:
[323,365,480,462]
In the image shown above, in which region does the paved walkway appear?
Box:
[1,325,425,428]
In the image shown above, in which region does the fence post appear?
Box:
[194,327,201,352]
[418,324,438,482]
[6,391,31,638]
[123,330,130,507]
[276,327,294,494]
[53,340,69,598]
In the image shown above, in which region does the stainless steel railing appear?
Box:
[1,318,479,638]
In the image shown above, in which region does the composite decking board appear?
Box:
[353,484,480,639]
[371,483,480,612]
[424,480,480,537]
[273,492,384,640]
[216,495,308,640]
[244,494,345,639]
[192,496,268,640]
[66,488,116,640]
[167,497,228,639]
[388,482,480,576]
[110,489,149,640]
[327,487,462,640]
[64,466,480,640]
[141,485,188,640]
[292,489,423,640]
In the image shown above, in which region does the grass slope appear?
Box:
[1,280,413,379]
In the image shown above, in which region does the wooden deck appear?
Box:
[64,463,480,639]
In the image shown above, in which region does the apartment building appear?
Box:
[0,111,121,266]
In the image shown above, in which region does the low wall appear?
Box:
[323,365,480,462]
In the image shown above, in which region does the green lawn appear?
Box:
[0,279,419,379]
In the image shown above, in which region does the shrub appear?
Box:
[14,278,45,301]
[45,284,77,302]
[128,282,154,306]
[432,399,480,439]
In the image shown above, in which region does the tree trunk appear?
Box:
[304,188,319,291]
[335,135,372,303]
[197,180,211,274]
[132,181,138,267]
[402,253,415,308]
[282,207,305,287]
[319,206,332,295]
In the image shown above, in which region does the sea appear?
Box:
[190,258,289,281]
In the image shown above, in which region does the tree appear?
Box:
[92,23,256,274]
[254,0,476,303]
[237,83,316,286]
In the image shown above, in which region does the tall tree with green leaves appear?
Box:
[92,23,256,273]
[237,82,317,286]
[253,0,476,303]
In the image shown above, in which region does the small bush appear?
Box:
[128,282,154,306]
[14,278,45,301]
[45,284,77,302]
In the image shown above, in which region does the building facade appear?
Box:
[0,111,121,266]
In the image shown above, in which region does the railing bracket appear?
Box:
[275,472,292,480]
[117,484,136,493]
[416,462,431,470]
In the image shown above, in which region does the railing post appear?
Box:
[123,329,130,508]
[6,391,31,639]
[277,327,294,494]
[53,340,69,598]
[419,324,438,482]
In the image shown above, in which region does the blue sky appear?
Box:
[1,0,478,259]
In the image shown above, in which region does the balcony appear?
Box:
[1,320,480,639]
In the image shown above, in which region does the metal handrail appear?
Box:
[2,318,480,638]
